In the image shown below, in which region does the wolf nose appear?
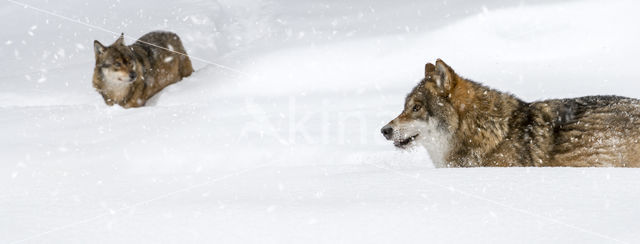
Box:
[129,72,137,80]
[381,125,393,140]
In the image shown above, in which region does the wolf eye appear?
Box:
[412,104,422,112]
[114,62,122,68]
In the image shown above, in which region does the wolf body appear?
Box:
[381,59,640,167]
[92,31,194,108]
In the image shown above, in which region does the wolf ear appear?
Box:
[94,40,105,57]
[425,63,435,77]
[114,33,125,46]
[434,59,456,93]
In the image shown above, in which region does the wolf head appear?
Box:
[94,33,138,83]
[381,59,461,164]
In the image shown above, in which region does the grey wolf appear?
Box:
[381,59,640,167]
[92,31,194,108]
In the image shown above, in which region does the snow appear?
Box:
[1,0,640,243]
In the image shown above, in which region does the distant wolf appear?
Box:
[381,59,640,167]
[92,31,194,108]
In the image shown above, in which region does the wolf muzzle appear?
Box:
[381,124,393,140]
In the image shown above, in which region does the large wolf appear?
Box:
[381,59,640,167]
[92,31,194,108]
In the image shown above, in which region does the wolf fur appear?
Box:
[92,31,194,108]
[381,59,640,167]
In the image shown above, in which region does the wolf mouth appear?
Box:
[394,134,419,148]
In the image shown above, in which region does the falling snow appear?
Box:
[1,0,640,243]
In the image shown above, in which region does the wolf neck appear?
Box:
[450,78,523,166]
[101,72,133,104]
[418,121,452,168]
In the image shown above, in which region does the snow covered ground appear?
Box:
[1,0,640,243]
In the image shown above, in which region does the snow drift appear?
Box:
[1,0,640,243]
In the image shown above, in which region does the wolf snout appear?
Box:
[381,125,394,140]
[129,71,137,80]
